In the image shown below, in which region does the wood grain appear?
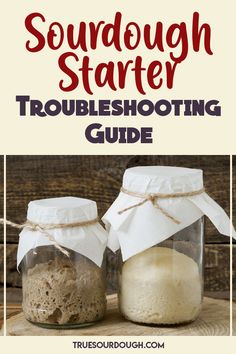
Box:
[0,156,3,243]
[232,156,236,305]
[2,244,233,302]
[0,156,3,301]
[3,294,230,336]
[6,155,230,244]
[232,155,236,227]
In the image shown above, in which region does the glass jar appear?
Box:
[18,197,108,328]
[103,165,231,326]
[21,247,106,329]
[118,218,204,325]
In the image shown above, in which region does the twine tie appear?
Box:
[118,187,205,224]
[0,217,99,257]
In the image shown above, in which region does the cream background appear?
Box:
[1,0,236,350]
[0,0,236,155]
[0,336,235,353]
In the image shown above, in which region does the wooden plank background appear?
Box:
[2,155,232,304]
[0,156,3,305]
[232,156,236,301]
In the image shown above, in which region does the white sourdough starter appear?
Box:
[119,247,202,324]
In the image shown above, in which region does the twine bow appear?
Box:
[0,217,99,257]
[118,186,205,224]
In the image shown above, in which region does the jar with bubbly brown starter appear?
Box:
[22,247,106,328]
[18,196,108,329]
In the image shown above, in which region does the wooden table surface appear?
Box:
[1,295,232,336]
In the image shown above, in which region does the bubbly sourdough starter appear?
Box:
[119,247,202,324]
[22,257,106,326]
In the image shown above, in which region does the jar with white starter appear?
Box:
[17,197,108,329]
[102,166,233,325]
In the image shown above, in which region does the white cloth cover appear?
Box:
[102,166,234,261]
[17,197,108,267]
